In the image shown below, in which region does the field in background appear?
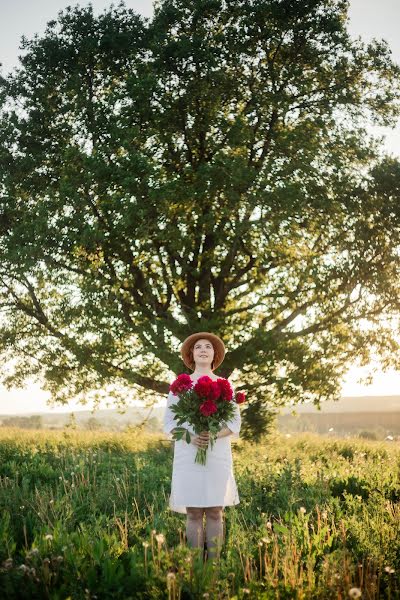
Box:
[0,428,399,599]
[1,394,400,440]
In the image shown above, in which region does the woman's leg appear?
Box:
[186,507,205,549]
[204,506,224,560]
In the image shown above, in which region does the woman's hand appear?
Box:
[190,430,210,448]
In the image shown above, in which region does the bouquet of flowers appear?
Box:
[168,374,247,465]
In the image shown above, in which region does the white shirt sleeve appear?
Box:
[224,401,241,440]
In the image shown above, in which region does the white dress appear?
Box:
[163,386,242,514]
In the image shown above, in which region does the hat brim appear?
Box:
[181,332,225,371]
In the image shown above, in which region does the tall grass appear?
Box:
[0,427,399,599]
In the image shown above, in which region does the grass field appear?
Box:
[0,427,399,599]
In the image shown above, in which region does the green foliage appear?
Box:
[1,0,400,440]
[0,428,399,598]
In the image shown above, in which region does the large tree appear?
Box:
[1,0,400,440]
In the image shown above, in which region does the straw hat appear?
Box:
[180,332,225,371]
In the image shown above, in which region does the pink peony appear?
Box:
[236,391,246,404]
[199,399,218,417]
[170,373,193,394]
[194,375,214,399]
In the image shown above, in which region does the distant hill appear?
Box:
[0,406,165,431]
[1,396,400,439]
[279,395,400,414]
[278,395,400,438]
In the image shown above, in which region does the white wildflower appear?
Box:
[384,566,395,574]
[19,564,29,573]
[348,588,362,599]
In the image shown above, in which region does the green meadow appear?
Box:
[0,427,399,599]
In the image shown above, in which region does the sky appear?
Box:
[1,0,400,413]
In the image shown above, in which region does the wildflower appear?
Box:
[321,511,328,520]
[258,541,263,546]
[155,533,165,545]
[167,572,176,591]
[203,594,210,598]
[2,558,13,569]
[44,534,53,541]
[142,541,149,548]
[242,589,251,595]
[151,529,157,535]
[299,506,306,515]
[384,566,395,574]
[49,500,54,504]
[19,564,29,573]
[266,521,272,530]
[348,588,362,599]
[261,537,271,544]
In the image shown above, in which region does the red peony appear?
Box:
[236,391,247,404]
[217,378,233,401]
[170,373,193,394]
[199,399,218,417]
[208,381,222,401]
[194,375,214,399]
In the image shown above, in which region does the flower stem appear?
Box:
[195,447,207,465]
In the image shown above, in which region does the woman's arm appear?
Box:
[163,391,179,440]
[221,402,241,440]
[216,426,234,439]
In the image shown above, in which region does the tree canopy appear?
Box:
[1,0,400,439]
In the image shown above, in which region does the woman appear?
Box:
[163,331,241,562]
